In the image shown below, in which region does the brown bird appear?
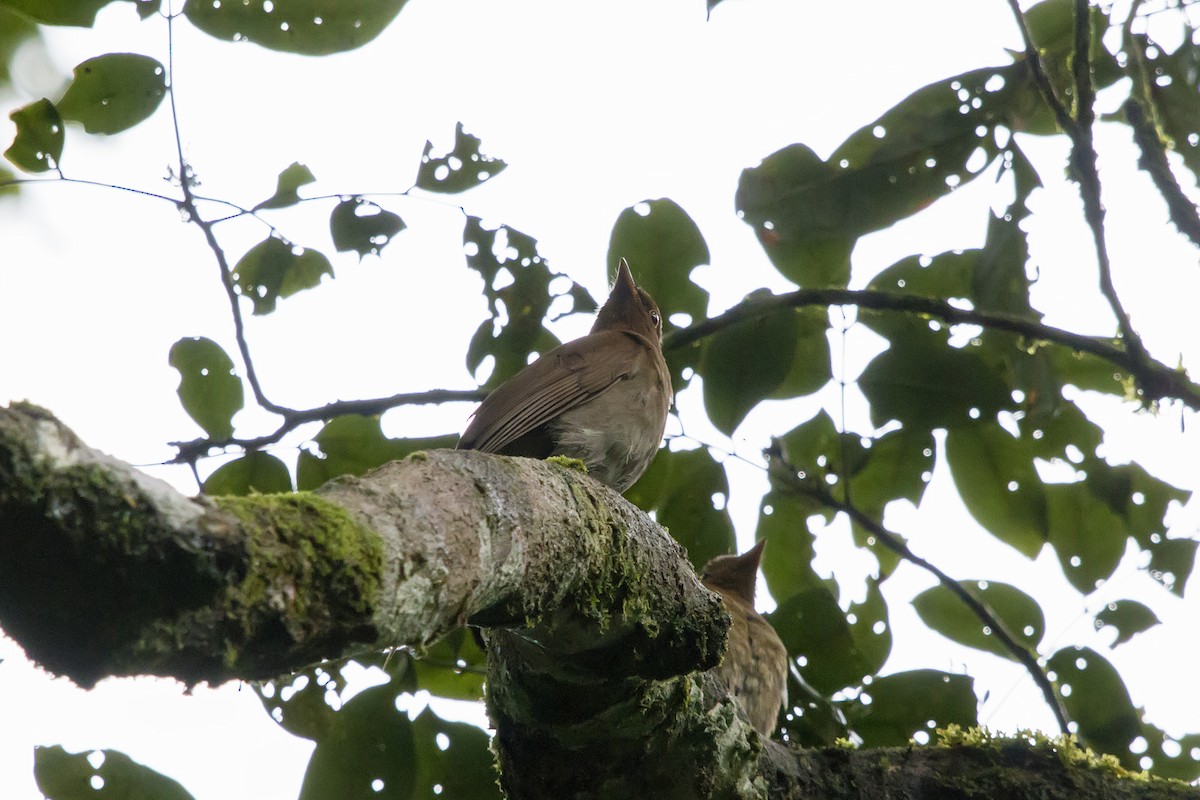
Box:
[700,540,788,737]
[457,258,671,492]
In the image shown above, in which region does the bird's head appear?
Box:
[592,258,663,343]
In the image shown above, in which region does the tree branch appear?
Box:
[663,287,1200,407]
[763,441,1073,736]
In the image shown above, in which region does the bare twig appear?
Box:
[763,441,1072,735]
[168,388,486,463]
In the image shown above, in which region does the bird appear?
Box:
[457,258,672,493]
[700,539,788,737]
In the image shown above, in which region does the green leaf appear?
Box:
[296,415,456,490]
[5,98,63,172]
[0,8,39,85]
[737,65,1026,285]
[1094,599,1160,648]
[769,307,832,399]
[860,324,1013,432]
[412,708,500,799]
[412,628,485,702]
[35,745,195,800]
[867,250,977,300]
[231,236,333,314]
[254,162,315,210]
[202,451,293,495]
[701,296,820,435]
[607,198,711,335]
[1045,343,1131,397]
[168,336,243,439]
[56,53,166,135]
[298,679,417,799]
[1044,482,1127,594]
[182,0,411,55]
[623,446,734,569]
[1140,725,1200,781]
[945,423,1048,557]
[755,491,824,600]
[463,216,568,387]
[912,580,1044,660]
[842,670,977,747]
[1047,646,1140,764]
[767,585,876,694]
[415,121,506,194]
[330,197,406,259]
[1146,39,1200,184]
[0,0,119,26]
[1147,537,1197,597]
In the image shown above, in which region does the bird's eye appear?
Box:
[651,311,661,327]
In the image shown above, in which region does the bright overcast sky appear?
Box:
[2,0,1199,797]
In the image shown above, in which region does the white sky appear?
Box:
[2,0,1199,797]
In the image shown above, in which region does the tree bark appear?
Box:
[0,402,1192,800]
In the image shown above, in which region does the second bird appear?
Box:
[457,258,672,492]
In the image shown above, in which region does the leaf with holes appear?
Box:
[607,198,710,334]
[700,294,813,435]
[1045,482,1127,595]
[202,451,293,495]
[867,250,977,300]
[232,236,333,314]
[183,0,411,55]
[5,98,63,172]
[56,53,166,135]
[35,745,195,800]
[945,422,1048,558]
[1147,537,1197,597]
[296,415,456,490]
[412,628,486,702]
[254,162,315,210]
[767,585,874,695]
[912,580,1044,660]
[168,336,244,440]
[1094,600,1160,648]
[330,197,406,258]
[1047,646,1141,764]
[859,324,1013,432]
[842,670,977,747]
[755,492,824,599]
[412,708,501,798]
[624,446,734,569]
[416,121,506,193]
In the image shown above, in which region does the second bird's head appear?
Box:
[592,258,664,343]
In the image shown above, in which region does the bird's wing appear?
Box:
[458,329,656,454]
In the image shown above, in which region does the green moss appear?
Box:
[546,455,588,474]
[212,492,384,636]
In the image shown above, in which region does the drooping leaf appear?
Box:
[56,53,166,135]
[912,579,1044,660]
[35,745,195,800]
[231,235,333,314]
[168,336,244,440]
[5,98,63,172]
[755,491,824,600]
[1094,599,1160,648]
[330,197,406,258]
[860,324,1013,432]
[183,0,411,55]
[1044,482,1127,594]
[842,670,977,747]
[624,445,734,569]
[945,422,1048,558]
[202,451,293,495]
[254,162,315,210]
[701,296,824,435]
[1047,646,1141,765]
[416,121,506,194]
[607,198,711,335]
[296,414,456,490]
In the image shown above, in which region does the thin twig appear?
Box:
[1006,0,1075,132]
[168,388,486,463]
[164,8,290,417]
[763,442,1072,735]
[662,288,1199,407]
